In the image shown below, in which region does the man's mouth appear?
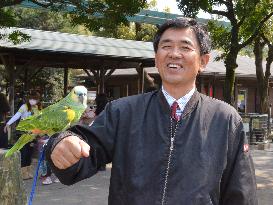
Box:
[167,63,182,69]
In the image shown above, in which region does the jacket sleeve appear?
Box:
[45,101,118,185]
[220,121,258,205]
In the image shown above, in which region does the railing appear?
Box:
[240,113,270,145]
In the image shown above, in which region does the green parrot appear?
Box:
[5,85,88,157]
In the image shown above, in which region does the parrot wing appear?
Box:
[17,103,85,135]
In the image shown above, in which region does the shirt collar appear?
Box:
[162,86,196,112]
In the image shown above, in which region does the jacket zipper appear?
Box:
[161,118,179,205]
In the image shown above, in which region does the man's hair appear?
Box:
[153,18,211,55]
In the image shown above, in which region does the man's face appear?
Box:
[155,28,209,89]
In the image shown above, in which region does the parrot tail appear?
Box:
[5,133,36,158]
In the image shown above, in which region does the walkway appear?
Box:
[25,148,273,205]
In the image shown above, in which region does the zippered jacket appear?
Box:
[46,90,257,205]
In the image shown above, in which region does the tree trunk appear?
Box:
[263,43,273,112]
[0,150,27,205]
[253,37,272,114]
[135,22,142,41]
[224,51,238,106]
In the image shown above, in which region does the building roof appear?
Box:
[0,27,271,78]
[0,27,154,68]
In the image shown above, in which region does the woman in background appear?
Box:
[4,92,42,179]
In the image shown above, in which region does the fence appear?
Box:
[241,113,271,145]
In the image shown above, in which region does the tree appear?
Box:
[0,8,30,44]
[0,0,147,43]
[253,17,273,113]
[0,0,147,30]
[177,0,273,105]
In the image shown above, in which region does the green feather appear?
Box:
[5,134,35,157]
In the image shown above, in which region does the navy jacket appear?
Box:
[46,90,257,205]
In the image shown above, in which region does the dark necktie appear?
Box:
[171,101,179,121]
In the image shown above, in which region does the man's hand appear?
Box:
[51,135,90,170]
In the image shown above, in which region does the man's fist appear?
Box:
[51,135,90,170]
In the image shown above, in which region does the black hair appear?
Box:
[26,91,42,111]
[153,18,211,55]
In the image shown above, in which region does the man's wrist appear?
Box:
[51,131,83,153]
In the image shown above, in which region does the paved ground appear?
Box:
[252,149,273,205]
[25,167,110,205]
[24,147,273,205]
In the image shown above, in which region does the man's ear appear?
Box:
[199,54,210,72]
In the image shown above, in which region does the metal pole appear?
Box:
[249,117,253,144]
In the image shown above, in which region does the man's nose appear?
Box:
[168,47,183,58]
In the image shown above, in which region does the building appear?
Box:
[1,27,272,115]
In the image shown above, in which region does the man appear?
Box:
[46,18,257,205]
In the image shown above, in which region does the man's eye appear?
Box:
[180,46,191,51]
[162,45,171,49]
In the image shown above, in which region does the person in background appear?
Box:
[0,88,10,148]
[144,86,158,93]
[4,91,42,180]
[38,136,60,185]
[94,93,108,117]
[79,93,108,170]
[46,18,257,205]
[79,93,108,126]
[94,93,108,171]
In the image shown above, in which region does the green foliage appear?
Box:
[207,20,231,53]
[32,68,65,103]
[10,7,88,35]
[177,0,212,18]
[239,2,270,39]
[45,0,147,32]
[7,30,31,44]
[263,17,273,42]
[0,8,15,27]
[0,8,31,44]
[93,22,156,41]
[135,23,157,41]
[1,0,148,43]
[0,65,7,87]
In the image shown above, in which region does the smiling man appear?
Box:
[46,18,257,205]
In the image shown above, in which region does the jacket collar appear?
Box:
[158,89,200,119]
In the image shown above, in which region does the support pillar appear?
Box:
[136,65,144,94]
[64,67,68,96]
